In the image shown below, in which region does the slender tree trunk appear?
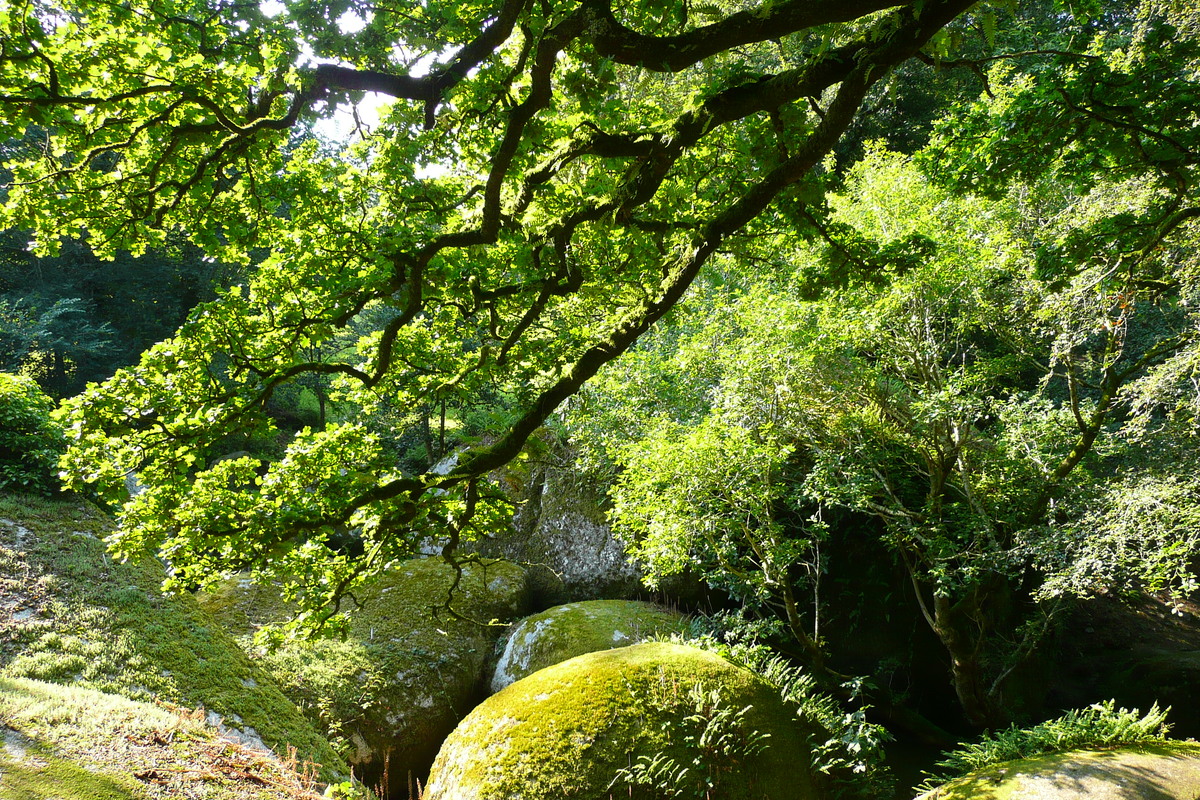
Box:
[439,398,447,459]
[932,592,995,728]
[51,346,68,397]
[930,578,1033,729]
[421,404,435,465]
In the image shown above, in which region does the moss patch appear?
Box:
[199,557,530,795]
[491,600,687,692]
[0,493,344,779]
[918,743,1200,800]
[426,641,818,800]
[0,676,327,800]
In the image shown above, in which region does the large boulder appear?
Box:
[490,600,687,692]
[486,458,641,603]
[200,556,531,795]
[426,641,818,800]
[0,675,327,800]
[0,494,343,780]
[916,744,1200,800]
[479,450,709,606]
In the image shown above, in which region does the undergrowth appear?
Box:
[607,682,772,798]
[916,701,1173,792]
[662,612,894,800]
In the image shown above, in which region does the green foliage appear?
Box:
[578,125,1200,725]
[916,701,1173,792]
[1032,434,1200,601]
[0,296,115,390]
[0,0,993,626]
[670,614,893,800]
[0,373,65,496]
[609,683,772,799]
[0,231,230,398]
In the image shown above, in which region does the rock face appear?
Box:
[426,642,818,800]
[918,744,1200,800]
[1052,593,1200,738]
[0,494,342,780]
[0,675,326,800]
[200,557,531,795]
[490,600,687,692]
[479,458,642,604]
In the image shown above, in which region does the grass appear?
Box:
[0,675,328,800]
[0,492,346,781]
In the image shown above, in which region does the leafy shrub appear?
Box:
[0,373,65,496]
[917,701,1172,792]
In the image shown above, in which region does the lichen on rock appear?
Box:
[476,455,643,603]
[426,641,818,800]
[491,599,687,692]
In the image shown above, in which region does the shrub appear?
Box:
[0,372,66,496]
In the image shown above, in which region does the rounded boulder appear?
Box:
[918,744,1200,800]
[491,599,687,692]
[426,641,817,800]
[200,557,531,796]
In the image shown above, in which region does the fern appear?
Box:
[916,701,1172,793]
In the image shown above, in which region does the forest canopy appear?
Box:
[3,0,1200,730]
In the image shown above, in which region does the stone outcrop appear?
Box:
[199,556,531,795]
[479,458,641,604]
[0,494,342,780]
[0,675,328,800]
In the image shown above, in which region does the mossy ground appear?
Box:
[0,676,326,800]
[427,641,818,800]
[199,557,530,795]
[919,743,1200,800]
[0,492,344,780]
[491,599,687,691]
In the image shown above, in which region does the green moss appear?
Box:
[199,557,530,795]
[0,749,141,800]
[920,743,1200,800]
[492,600,687,691]
[427,642,817,800]
[0,676,329,800]
[0,493,344,779]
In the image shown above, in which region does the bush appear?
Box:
[0,373,66,496]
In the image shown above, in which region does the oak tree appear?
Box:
[2,0,989,620]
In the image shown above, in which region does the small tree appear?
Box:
[0,373,65,496]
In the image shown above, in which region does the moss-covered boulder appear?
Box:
[917,744,1200,800]
[0,676,329,800]
[200,556,531,794]
[0,494,343,781]
[426,641,817,800]
[491,600,687,692]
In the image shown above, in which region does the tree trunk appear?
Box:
[930,579,1025,729]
